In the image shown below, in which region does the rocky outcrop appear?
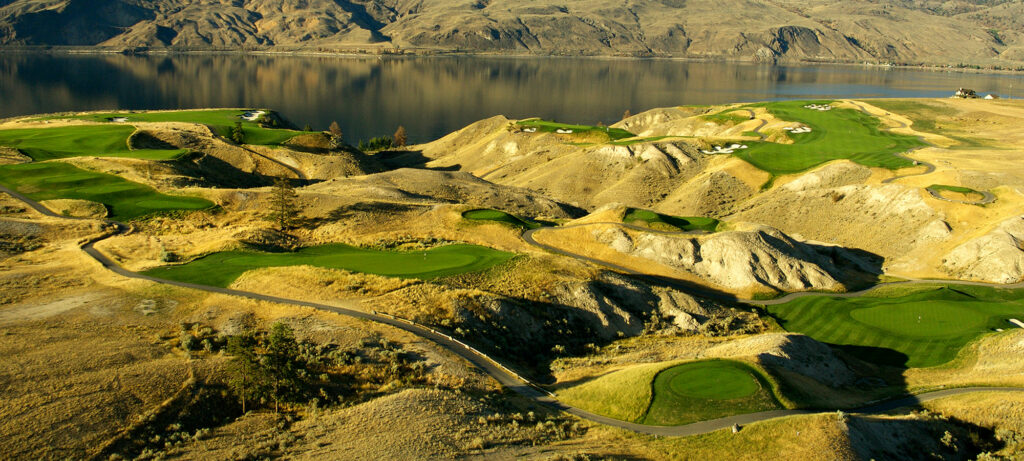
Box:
[941,216,1024,284]
[594,225,853,293]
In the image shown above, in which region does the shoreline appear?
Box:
[2,46,1024,76]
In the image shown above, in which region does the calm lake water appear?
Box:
[2,53,1023,143]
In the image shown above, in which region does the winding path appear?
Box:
[4,185,1024,436]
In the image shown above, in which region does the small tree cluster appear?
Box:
[357,136,393,152]
[226,322,307,413]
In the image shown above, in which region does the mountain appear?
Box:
[1,0,1023,67]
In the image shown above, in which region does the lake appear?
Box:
[1,52,1022,143]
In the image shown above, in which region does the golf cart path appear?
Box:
[3,186,1024,437]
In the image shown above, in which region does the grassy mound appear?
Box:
[734,100,925,175]
[766,286,1024,368]
[0,125,186,161]
[623,208,720,233]
[516,119,634,141]
[642,360,782,426]
[556,362,669,423]
[462,209,541,229]
[927,184,985,201]
[38,109,309,146]
[0,162,213,220]
[142,243,516,287]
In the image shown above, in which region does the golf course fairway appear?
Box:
[735,100,925,175]
[142,243,516,287]
[36,109,308,146]
[766,286,1024,367]
[642,360,781,426]
[0,162,213,220]
[0,125,187,161]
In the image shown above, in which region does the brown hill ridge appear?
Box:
[2,0,1023,66]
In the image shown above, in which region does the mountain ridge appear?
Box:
[2,0,1024,67]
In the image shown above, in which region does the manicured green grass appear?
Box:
[642,360,782,426]
[142,243,516,287]
[766,286,1024,368]
[462,209,541,229]
[516,119,634,141]
[623,208,720,233]
[734,100,925,175]
[0,125,186,161]
[38,109,308,146]
[0,162,213,220]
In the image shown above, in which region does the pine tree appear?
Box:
[231,122,245,144]
[393,125,408,148]
[226,333,266,414]
[267,178,300,230]
[264,322,303,413]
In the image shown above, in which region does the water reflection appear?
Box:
[1,53,1022,142]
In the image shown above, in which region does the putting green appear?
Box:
[0,162,213,220]
[142,243,516,287]
[622,208,720,233]
[0,125,186,161]
[642,360,781,426]
[462,209,540,229]
[767,286,1024,367]
[734,100,925,175]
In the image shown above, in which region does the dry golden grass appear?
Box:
[589,413,857,460]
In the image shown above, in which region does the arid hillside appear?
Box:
[1,0,1024,66]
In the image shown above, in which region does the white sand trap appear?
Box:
[241,110,266,121]
[0,292,109,325]
[555,128,574,134]
[1010,319,1024,328]
[109,117,128,123]
[523,127,537,133]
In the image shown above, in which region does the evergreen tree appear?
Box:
[393,125,408,148]
[303,123,312,132]
[264,322,303,413]
[267,178,300,230]
[231,122,245,144]
[226,333,266,414]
